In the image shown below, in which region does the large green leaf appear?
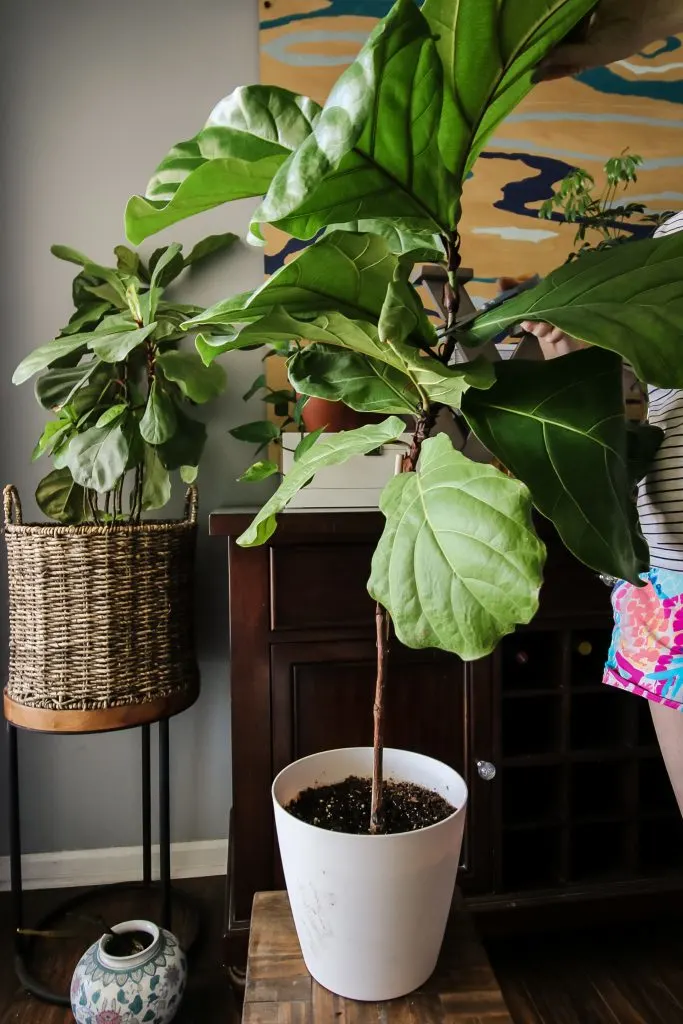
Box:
[461,347,649,584]
[238,416,406,546]
[60,302,111,337]
[142,444,172,510]
[156,350,227,403]
[229,421,281,445]
[251,0,459,241]
[368,433,546,660]
[247,307,490,407]
[159,409,207,470]
[88,323,157,363]
[326,221,444,262]
[35,468,87,524]
[13,335,91,385]
[34,360,105,411]
[422,0,597,178]
[186,232,436,348]
[140,380,177,444]
[66,423,130,493]
[125,86,321,244]
[289,344,420,415]
[461,234,683,388]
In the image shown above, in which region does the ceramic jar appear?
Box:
[70,919,187,1024]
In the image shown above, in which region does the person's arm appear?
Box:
[535,0,683,81]
[520,321,586,360]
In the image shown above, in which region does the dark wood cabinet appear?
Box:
[211,510,683,952]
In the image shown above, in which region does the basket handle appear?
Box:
[3,486,23,526]
[184,486,198,525]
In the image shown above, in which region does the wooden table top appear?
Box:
[242,891,514,1023]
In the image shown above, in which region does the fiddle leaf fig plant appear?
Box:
[13,234,238,523]
[129,0,683,830]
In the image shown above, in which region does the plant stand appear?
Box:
[241,891,514,1022]
[4,688,198,1007]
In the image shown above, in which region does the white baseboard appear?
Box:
[0,838,228,892]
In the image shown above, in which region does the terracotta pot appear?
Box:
[301,397,383,433]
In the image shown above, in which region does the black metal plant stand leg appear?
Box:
[7,718,175,1005]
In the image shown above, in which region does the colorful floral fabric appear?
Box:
[604,567,683,710]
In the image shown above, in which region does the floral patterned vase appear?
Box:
[70,919,187,1024]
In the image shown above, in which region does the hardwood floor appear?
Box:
[2,878,683,1023]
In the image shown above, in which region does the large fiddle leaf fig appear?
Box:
[251,0,459,241]
[422,0,597,177]
[185,231,436,348]
[368,433,546,660]
[125,86,321,243]
[462,347,649,584]
[461,234,683,388]
[238,417,406,547]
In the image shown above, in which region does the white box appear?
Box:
[280,433,413,509]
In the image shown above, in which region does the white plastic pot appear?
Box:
[272,747,468,1001]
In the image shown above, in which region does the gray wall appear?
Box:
[0,0,270,855]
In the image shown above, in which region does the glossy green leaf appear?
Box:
[66,423,130,493]
[289,344,419,414]
[368,433,546,659]
[34,360,103,411]
[422,0,597,178]
[292,427,325,462]
[126,85,321,244]
[195,331,242,366]
[253,307,489,407]
[159,409,206,470]
[140,380,177,445]
[13,336,90,385]
[82,262,129,304]
[114,245,141,276]
[88,323,157,363]
[60,302,111,337]
[462,347,648,584]
[156,350,227,403]
[251,0,459,240]
[142,444,172,510]
[51,244,91,267]
[188,232,435,348]
[238,460,279,482]
[461,234,683,388]
[35,468,87,523]
[146,243,183,323]
[96,403,128,428]
[180,464,199,484]
[238,416,406,546]
[184,232,239,267]
[32,420,72,462]
[243,374,267,402]
[229,420,281,445]
[326,221,444,261]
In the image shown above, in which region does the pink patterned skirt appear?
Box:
[604,568,683,711]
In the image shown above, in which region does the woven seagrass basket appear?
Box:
[3,484,199,713]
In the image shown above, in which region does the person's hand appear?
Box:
[520,321,585,360]
[534,0,683,81]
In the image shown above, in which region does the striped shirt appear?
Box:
[637,211,683,571]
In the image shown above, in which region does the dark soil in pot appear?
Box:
[102,931,154,957]
[285,775,455,834]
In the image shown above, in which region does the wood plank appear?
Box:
[243,892,513,1023]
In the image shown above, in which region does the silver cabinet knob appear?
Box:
[476,760,496,781]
